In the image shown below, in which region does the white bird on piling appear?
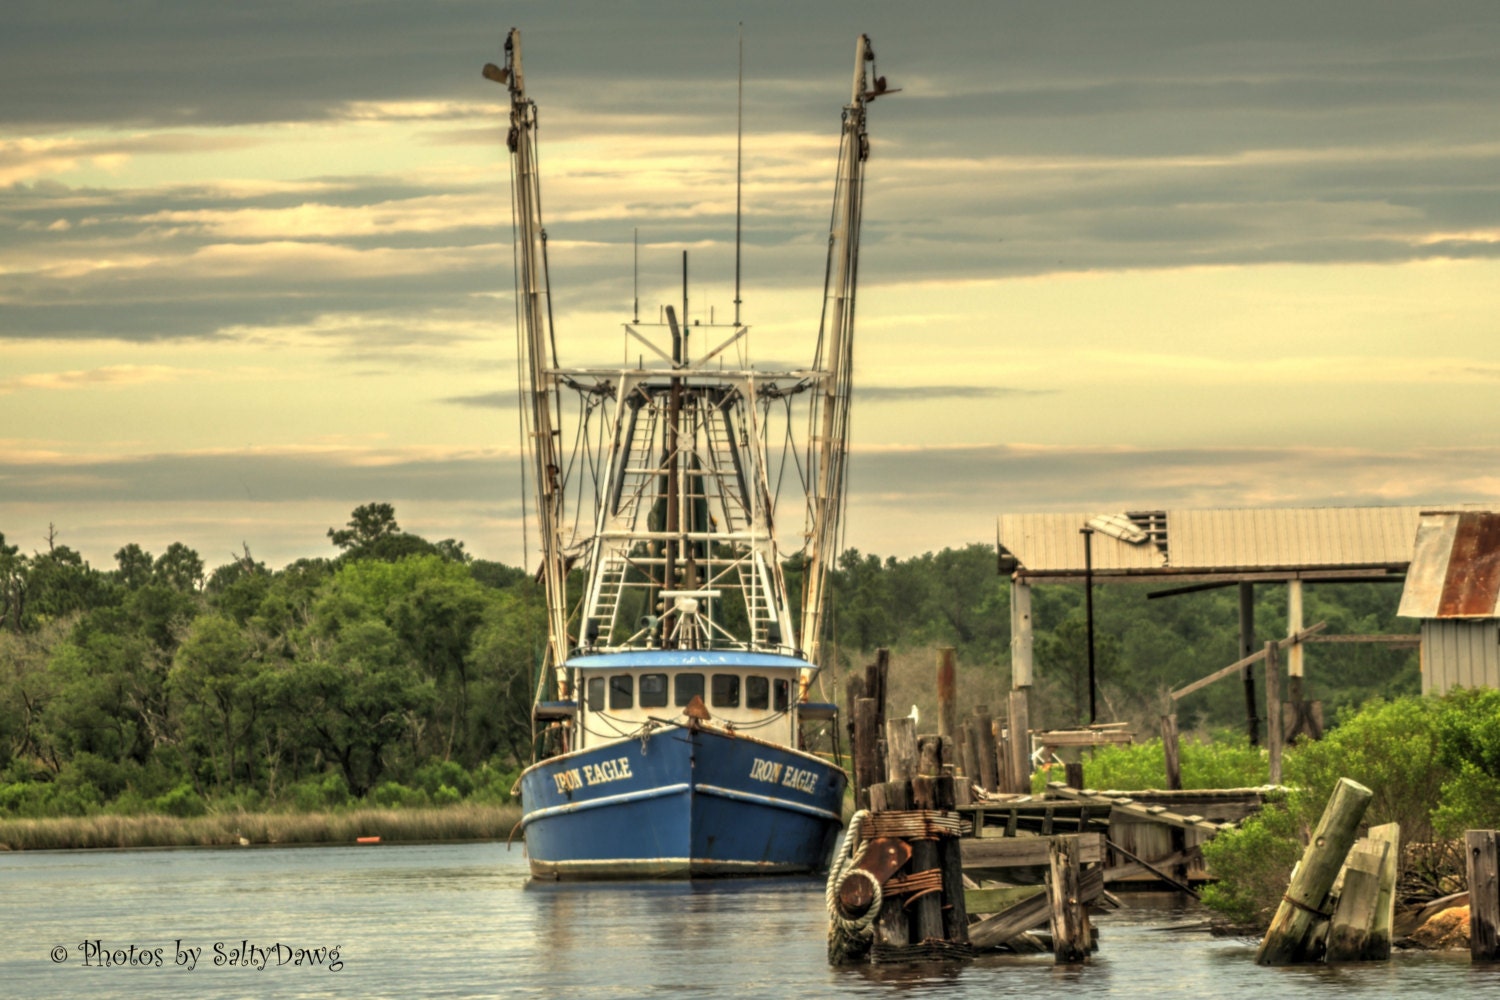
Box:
[908,704,919,725]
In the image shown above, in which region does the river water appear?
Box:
[1,841,1491,999]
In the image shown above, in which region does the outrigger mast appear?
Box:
[800,34,895,671]
[485,31,571,678]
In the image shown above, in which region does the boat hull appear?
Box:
[519,726,846,879]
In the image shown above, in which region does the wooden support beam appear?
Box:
[962,831,1106,870]
[1265,640,1283,786]
[1045,783,1238,836]
[1170,622,1328,702]
[1255,777,1374,965]
[1007,688,1031,795]
[1105,838,1199,897]
[1301,634,1421,645]
[1103,846,1200,885]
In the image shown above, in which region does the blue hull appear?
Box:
[519,727,846,879]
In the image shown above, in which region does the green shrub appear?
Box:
[414,759,474,798]
[1050,736,1269,792]
[151,784,208,818]
[1434,760,1500,837]
[285,772,353,811]
[370,781,427,809]
[1200,798,1302,927]
[469,762,524,803]
[1283,695,1446,841]
[0,779,101,818]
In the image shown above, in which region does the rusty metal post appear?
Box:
[937,647,957,746]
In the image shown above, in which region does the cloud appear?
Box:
[847,442,1500,513]
[0,364,205,393]
[0,445,518,503]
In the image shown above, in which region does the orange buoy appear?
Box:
[356,836,381,844]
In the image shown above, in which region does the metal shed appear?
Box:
[999,506,1421,689]
[1397,510,1500,695]
[996,506,1430,740]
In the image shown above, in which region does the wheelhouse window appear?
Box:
[746,675,769,710]
[711,673,740,708]
[774,678,790,712]
[586,676,605,712]
[640,673,668,708]
[609,674,633,710]
[675,672,705,707]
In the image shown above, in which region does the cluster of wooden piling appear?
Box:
[1256,777,1400,964]
[833,648,1110,965]
[861,718,972,962]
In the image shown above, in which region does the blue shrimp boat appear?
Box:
[489,29,894,879]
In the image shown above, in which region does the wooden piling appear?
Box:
[936,773,969,945]
[886,718,918,785]
[960,721,979,787]
[974,707,998,793]
[1264,641,1283,786]
[1325,838,1388,962]
[1366,823,1400,960]
[869,778,911,948]
[1255,777,1374,965]
[853,697,879,809]
[1468,829,1500,962]
[1064,761,1085,791]
[910,777,946,942]
[1007,687,1031,794]
[994,730,1012,794]
[1048,835,1089,963]
[1160,714,1182,791]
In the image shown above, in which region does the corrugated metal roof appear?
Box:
[998,512,1166,574]
[999,506,1423,576]
[1398,511,1500,619]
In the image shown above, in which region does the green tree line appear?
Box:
[0,520,1419,818]
[0,505,545,817]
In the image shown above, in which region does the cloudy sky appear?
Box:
[3,1,1499,573]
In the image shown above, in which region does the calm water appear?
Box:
[0,841,1492,999]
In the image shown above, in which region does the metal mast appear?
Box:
[486,30,571,677]
[801,34,893,670]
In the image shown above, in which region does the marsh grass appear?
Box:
[0,803,522,852]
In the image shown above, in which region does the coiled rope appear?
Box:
[825,809,881,963]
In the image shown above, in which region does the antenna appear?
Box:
[633,227,639,324]
[734,22,744,327]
